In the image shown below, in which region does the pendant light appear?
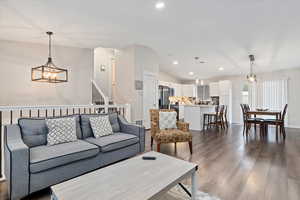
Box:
[247,54,257,83]
[31,32,68,83]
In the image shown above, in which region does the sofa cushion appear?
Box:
[18,115,82,148]
[85,132,139,152]
[30,140,99,173]
[80,113,120,138]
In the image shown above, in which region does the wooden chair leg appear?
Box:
[246,123,250,136]
[151,137,154,148]
[281,125,286,139]
[157,143,161,152]
[225,116,229,128]
[203,115,206,131]
[188,141,193,154]
[222,118,225,129]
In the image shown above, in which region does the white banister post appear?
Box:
[104,104,108,114]
[124,104,131,122]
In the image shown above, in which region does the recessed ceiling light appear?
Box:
[173,60,179,65]
[189,72,194,76]
[218,67,224,71]
[155,1,165,10]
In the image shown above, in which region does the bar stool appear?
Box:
[203,105,219,130]
[209,105,225,130]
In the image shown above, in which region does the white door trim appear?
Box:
[143,71,158,129]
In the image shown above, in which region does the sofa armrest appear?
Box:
[118,115,145,152]
[177,121,189,132]
[4,124,29,200]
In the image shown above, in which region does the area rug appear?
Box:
[156,184,221,200]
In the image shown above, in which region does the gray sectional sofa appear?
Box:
[4,113,145,200]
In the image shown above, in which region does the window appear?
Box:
[248,79,288,120]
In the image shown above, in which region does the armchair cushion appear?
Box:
[85,132,139,152]
[154,129,192,144]
[30,140,99,173]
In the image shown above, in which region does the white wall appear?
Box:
[205,67,300,127]
[93,47,114,100]
[114,45,159,122]
[0,40,93,106]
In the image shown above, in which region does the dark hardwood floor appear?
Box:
[1,124,300,200]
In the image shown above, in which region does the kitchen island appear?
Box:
[184,105,215,131]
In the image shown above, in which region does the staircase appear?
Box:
[91,80,110,105]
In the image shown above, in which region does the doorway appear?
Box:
[143,72,158,129]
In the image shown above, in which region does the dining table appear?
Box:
[246,110,283,137]
[246,110,282,120]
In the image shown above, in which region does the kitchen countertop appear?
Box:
[183,104,216,107]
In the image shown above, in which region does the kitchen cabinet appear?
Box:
[209,82,219,96]
[197,85,210,100]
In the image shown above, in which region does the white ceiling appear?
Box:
[1,0,300,80]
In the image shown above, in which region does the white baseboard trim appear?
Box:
[287,125,300,129]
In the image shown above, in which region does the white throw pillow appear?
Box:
[159,111,177,130]
[89,115,113,138]
[46,117,77,146]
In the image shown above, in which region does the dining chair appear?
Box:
[240,104,265,136]
[264,104,288,139]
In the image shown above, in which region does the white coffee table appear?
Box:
[51,151,198,200]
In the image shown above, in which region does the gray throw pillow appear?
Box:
[89,115,113,138]
[46,117,77,146]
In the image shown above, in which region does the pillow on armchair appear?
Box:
[159,111,177,130]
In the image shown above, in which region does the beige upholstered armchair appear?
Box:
[150,109,193,154]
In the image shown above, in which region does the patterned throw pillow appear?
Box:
[46,117,77,146]
[89,115,113,138]
[159,111,177,130]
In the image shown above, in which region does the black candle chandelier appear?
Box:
[31,32,68,83]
